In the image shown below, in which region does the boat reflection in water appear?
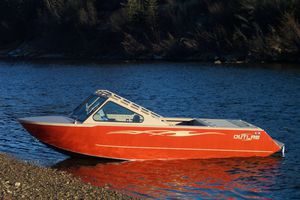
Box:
[53,157,282,199]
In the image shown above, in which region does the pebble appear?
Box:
[15,182,21,187]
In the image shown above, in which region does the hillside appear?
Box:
[0,0,300,62]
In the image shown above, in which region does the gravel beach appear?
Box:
[0,154,135,199]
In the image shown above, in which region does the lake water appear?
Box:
[0,60,299,199]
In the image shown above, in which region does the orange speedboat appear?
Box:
[19,90,285,160]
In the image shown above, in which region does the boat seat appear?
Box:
[132,115,141,123]
[176,119,206,126]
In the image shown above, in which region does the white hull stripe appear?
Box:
[95,144,273,153]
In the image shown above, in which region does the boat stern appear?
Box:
[273,139,285,157]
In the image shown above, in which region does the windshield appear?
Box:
[70,94,107,122]
[93,101,144,123]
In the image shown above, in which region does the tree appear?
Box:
[125,0,143,23]
[146,0,158,27]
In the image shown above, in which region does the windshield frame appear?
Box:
[70,94,108,123]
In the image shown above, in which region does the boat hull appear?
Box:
[19,119,282,160]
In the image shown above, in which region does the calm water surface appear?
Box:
[0,61,299,199]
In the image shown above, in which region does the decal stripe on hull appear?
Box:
[95,144,274,153]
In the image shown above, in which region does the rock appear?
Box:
[214,60,222,64]
[15,182,21,187]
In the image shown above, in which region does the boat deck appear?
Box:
[163,118,258,129]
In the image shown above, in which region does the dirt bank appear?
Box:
[0,153,136,199]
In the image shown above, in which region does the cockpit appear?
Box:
[70,90,164,125]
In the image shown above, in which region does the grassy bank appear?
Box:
[0,0,300,63]
[0,154,135,199]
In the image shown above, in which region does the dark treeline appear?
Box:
[0,0,300,62]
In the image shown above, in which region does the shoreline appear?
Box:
[1,55,300,66]
[0,153,135,199]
